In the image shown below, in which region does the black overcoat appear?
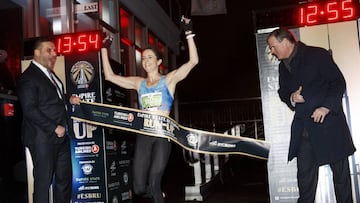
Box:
[277,42,356,165]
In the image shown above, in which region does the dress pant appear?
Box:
[296,131,353,203]
[28,141,72,203]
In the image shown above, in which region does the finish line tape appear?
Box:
[70,101,270,160]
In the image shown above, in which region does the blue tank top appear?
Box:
[138,76,173,111]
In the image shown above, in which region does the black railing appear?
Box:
[178,97,264,139]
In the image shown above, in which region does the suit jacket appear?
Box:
[17,62,68,145]
[278,42,356,165]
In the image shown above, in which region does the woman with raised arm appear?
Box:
[101,17,198,203]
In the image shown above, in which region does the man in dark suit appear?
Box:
[267,28,356,203]
[17,38,79,203]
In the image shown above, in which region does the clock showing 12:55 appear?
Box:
[298,0,358,26]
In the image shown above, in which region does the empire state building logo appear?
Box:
[265,45,279,65]
[70,61,95,89]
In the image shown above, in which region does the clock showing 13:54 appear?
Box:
[54,31,102,55]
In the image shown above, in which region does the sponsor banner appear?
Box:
[65,52,107,203]
[71,101,270,160]
[102,59,133,202]
[256,30,299,202]
[105,133,133,202]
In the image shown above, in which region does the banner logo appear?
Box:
[81,163,94,175]
[70,60,95,89]
[186,133,199,148]
[265,45,280,65]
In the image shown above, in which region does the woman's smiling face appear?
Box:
[142,49,161,73]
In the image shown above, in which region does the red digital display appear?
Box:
[299,0,358,26]
[54,31,101,55]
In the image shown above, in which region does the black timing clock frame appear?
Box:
[253,0,359,30]
[54,30,102,55]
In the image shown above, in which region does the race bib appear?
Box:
[141,92,162,110]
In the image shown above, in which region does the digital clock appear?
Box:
[298,0,358,26]
[254,0,359,29]
[54,31,101,55]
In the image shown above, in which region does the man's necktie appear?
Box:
[48,70,63,99]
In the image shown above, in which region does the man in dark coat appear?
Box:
[267,28,355,203]
[17,38,79,203]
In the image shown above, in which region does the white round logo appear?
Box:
[70,60,95,89]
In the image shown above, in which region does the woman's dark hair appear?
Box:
[267,27,296,44]
[143,47,163,60]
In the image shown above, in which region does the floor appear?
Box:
[134,145,270,203]
[0,145,270,203]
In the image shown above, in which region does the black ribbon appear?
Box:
[70,101,270,160]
